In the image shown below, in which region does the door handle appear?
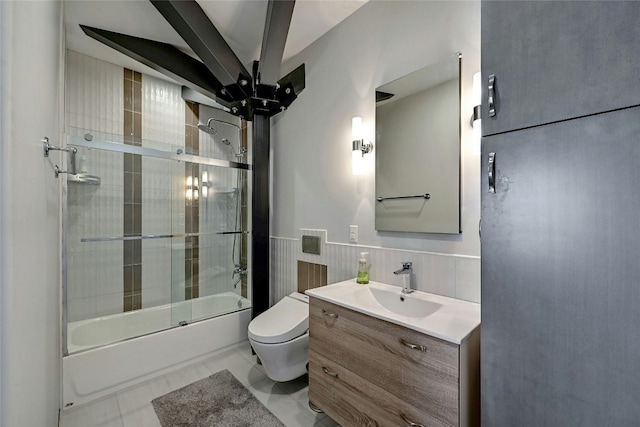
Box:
[488,74,496,117]
[488,152,496,193]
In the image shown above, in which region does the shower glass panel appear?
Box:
[63,128,251,355]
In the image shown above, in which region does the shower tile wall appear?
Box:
[123,69,142,312]
[270,229,481,306]
[184,101,200,300]
[66,51,249,325]
[65,51,124,322]
[141,75,185,308]
[197,106,244,298]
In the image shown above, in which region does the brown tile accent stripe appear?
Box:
[297,261,328,293]
[185,101,199,300]
[124,69,142,312]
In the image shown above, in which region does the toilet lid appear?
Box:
[248,294,309,344]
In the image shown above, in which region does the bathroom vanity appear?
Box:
[306,280,480,427]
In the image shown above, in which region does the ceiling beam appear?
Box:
[150,0,252,100]
[258,0,295,85]
[80,25,231,106]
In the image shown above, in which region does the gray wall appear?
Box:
[271,0,480,256]
[0,1,63,424]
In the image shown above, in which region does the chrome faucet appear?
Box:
[393,262,413,294]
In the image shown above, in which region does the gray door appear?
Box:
[481,1,640,136]
[481,106,640,426]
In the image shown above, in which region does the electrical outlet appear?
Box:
[349,225,358,243]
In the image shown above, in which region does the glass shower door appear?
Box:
[63,129,251,355]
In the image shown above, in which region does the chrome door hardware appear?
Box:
[400,338,427,352]
[488,152,496,193]
[488,74,496,117]
[400,413,425,427]
[321,309,338,319]
[321,367,339,378]
[43,137,78,177]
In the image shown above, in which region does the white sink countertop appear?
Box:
[305,279,480,344]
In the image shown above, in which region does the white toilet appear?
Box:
[248,292,309,382]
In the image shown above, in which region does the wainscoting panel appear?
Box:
[270,229,480,306]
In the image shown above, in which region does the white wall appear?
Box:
[272,1,480,256]
[0,1,63,425]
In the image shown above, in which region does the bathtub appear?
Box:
[63,292,252,408]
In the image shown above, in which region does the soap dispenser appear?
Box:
[356,252,370,284]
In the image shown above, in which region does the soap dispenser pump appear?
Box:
[356,252,370,284]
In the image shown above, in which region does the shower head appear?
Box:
[197,118,218,135]
[198,117,246,159]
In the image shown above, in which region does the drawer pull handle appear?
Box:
[322,309,338,318]
[400,413,425,427]
[400,339,427,352]
[322,367,339,378]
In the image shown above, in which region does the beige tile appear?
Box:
[132,82,142,113]
[59,396,123,427]
[123,110,133,144]
[116,377,169,412]
[203,348,267,387]
[185,101,194,126]
[120,403,161,427]
[297,260,308,293]
[320,416,342,427]
[123,78,133,111]
[116,376,168,427]
[133,112,141,139]
[455,257,481,303]
[163,362,212,391]
[266,395,326,427]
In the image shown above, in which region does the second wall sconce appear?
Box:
[186,175,199,202]
[471,72,482,155]
[352,116,373,175]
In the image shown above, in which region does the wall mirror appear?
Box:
[375,53,461,234]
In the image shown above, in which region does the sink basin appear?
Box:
[368,287,442,318]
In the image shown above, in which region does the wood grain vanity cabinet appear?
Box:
[308,297,480,427]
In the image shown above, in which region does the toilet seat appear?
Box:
[248,293,309,344]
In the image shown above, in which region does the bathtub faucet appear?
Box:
[393,262,413,294]
[233,265,247,278]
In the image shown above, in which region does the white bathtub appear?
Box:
[67,292,250,353]
[63,292,252,408]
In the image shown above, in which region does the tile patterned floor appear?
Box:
[59,341,339,427]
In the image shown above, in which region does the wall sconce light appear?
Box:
[201,171,209,198]
[352,117,373,175]
[186,175,200,202]
[471,72,482,155]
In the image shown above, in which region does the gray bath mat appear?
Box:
[152,369,285,426]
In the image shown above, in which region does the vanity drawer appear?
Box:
[309,297,459,425]
[309,350,453,427]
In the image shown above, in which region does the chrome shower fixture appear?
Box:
[197,118,218,135]
[198,117,247,159]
